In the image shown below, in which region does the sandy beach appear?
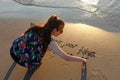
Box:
[0,17,120,80]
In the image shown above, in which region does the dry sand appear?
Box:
[0,18,120,80]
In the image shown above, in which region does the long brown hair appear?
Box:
[25,14,65,52]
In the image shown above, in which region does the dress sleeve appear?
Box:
[49,40,87,62]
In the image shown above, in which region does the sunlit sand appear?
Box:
[1,18,120,80]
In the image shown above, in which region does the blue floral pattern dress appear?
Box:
[10,30,47,67]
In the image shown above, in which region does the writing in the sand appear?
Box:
[48,39,96,59]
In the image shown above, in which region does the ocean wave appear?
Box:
[13,0,98,13]
[12,0,120,28]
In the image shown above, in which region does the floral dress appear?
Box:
[10,30,47,67]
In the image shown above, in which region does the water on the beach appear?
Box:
[12,0,120,27]
[0,0,120,28]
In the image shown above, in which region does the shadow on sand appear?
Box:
[4,61,40,80]
[23,65,40,80]
[81,63,87,80]
[4,61,86,80]
[4,61,17,80]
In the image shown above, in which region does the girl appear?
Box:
[10,14,87,70]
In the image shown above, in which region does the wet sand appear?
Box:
[0,18,120,80]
